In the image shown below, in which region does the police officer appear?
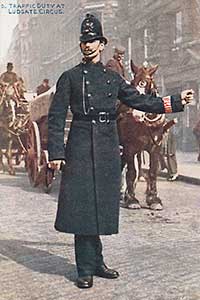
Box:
[47,14,194,289]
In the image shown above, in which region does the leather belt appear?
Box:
[73,112,116,123]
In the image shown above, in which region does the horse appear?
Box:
[117,61,176,210]
[0,83,29,175]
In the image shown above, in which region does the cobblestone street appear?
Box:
[0,169,200,300]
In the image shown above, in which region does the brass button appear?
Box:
[90,106,94,111]
[88,93,92,98]
[86,80,90,85]
[92,120,96,124]
[83,70,88,74]
[103,68,107,73]
[108,93,112,97]
[107,80,111,84]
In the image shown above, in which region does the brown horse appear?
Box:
[0,83,29,174]
[117,61,175,210]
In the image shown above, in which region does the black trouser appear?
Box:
[74,235,104,277]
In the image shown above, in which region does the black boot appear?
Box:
[75,235,96,288]
[95,264,119,279]
[76,276,93,288]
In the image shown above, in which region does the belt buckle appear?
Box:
[98,112,109,123]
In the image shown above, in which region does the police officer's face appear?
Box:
[80,40,105,61]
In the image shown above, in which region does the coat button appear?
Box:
[86,80,90,85]
[88,93,92,98]
[83,70,88,74]
[92,119,96,124]
[103,68,107,73]
[90,106,94,111]
[107,80,111,84]
[108,93,112,97]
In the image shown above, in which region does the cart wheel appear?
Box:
[42,150,55,193]
[26,121,41,187]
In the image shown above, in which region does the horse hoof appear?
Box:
[150,203,163,210]
[124,194,141,209]
[0,168,5,174]
[9,170,16,176]
[123,199,141,209]
[128,202,141,209]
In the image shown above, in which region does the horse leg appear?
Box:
[6,137,15,175]
[15,150,21,165]
[124,154,141,209]
[197,138,200,162]
[0,150,6,173]
[137,152,145,181]
[120,166,127,202]
[146,151,163,210]
[120,153,127,201]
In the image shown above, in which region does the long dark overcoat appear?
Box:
[48,61,184,235]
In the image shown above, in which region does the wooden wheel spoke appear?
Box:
[26,121,41,186]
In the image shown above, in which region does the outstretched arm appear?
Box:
[118,77,194,114]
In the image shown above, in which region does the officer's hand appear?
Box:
[48,160,65,171]
[181,89,194,104]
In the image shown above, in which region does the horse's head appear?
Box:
[0,84,18,127]
[130,60,158,96]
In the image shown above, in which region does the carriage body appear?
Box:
[26,86,71,191]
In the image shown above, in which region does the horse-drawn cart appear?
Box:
[26,86,72,192]
[26,87,55,191]
[0,83,30,175]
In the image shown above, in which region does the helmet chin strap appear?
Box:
[84,48,98,56]
[82,47,100,61]
[80,43,100,60]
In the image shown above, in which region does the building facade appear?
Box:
[123,0,200,150]
[6,0,120,91]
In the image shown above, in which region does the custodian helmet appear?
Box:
[80,13,108,45]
